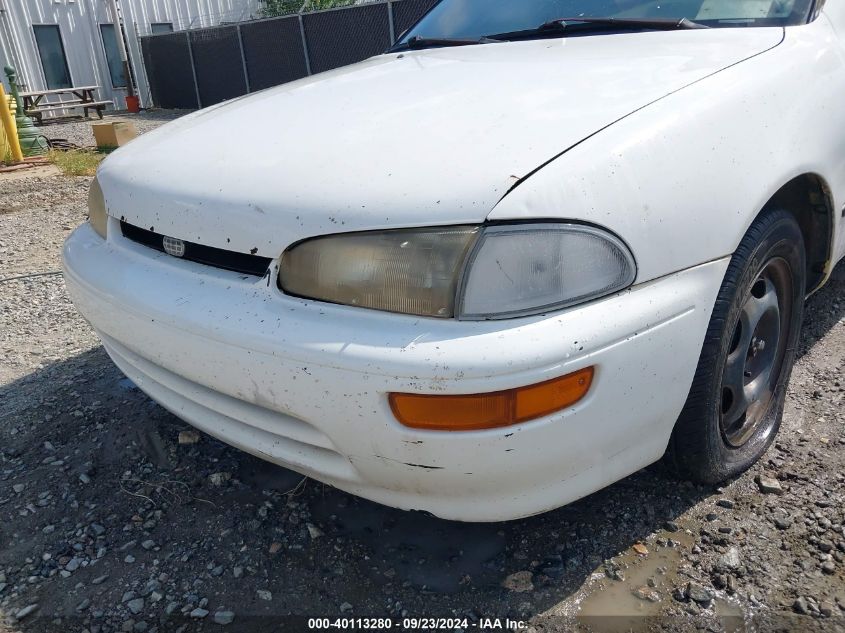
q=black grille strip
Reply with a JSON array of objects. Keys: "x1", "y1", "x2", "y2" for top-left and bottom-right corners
[{"x1": 120, "y1": 221, "x2": 272, "y2": 277}]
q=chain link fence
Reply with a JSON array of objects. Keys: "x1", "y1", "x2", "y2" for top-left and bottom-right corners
[{"x1": 140, "y1": 0, "x2": 438, "y2": 110}]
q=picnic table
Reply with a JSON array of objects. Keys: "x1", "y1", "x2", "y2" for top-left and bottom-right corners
[{"x1": 20, "y1": 85, "x2": 112, "y2": 123}]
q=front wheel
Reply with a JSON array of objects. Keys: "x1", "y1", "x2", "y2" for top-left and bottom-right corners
[{"x1": 667, "y1": 208, "x2": 806, "y2": 483}]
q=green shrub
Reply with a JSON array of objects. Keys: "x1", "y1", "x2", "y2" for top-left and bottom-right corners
[{"x1": 259, "y1": 0, "x2": 359, "y2": 17}]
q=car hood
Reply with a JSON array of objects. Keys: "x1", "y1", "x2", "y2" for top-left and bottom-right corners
[{"x1": 100, "y1": 28, "x2": 783, "y2": 257}]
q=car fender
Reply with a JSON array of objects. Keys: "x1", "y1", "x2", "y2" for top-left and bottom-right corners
[{"x1": 489, "y1": 17, "x2": 845, "y2": 286}]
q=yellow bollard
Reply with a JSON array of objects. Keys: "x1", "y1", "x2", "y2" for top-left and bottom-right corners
[
  {"x1": 0, "y1": 83, "x2": 24, "y2": 163},
  {"x1": 0, "y1": 94, "x2": 8, "y2": 162}
]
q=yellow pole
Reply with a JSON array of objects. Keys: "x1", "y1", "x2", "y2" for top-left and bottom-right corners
[{"x1": 0, "y1": 83, "x2": 24, "y2": 163}]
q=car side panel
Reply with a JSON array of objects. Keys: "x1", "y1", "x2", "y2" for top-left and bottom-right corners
[{"x1": 823, "y1": 2, "x2": 845, "y2": 261}]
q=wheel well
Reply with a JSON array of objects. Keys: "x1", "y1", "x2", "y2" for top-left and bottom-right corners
[{"x1": 761, "y1": 174, "x2": 833, "y2": 293}]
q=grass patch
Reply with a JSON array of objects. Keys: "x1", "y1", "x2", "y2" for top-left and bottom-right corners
[{"x1": 47, "y1": 149, "x2": 104, "y2": 176}]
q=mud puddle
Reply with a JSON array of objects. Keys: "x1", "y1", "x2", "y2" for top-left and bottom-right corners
[
  {"x1": 575, "y1": 528, "x2": 747, "y2": 632},
  {"x1": 577, "y1": 530, "x2": 691, "y2": 632}
]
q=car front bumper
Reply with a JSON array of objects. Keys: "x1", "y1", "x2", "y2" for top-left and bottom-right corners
[{"x1": 63, "y1": 220, "x2": 729, "y2": 521}]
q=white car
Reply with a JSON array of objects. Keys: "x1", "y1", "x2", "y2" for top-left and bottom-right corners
[{"x1": 64, "y1": 0, "x2": 845, "y2": 521}]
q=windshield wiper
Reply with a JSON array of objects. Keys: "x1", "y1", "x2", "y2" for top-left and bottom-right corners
[
  {"x1": 489, "y1": 16, "x2": 707, "y2": 41},
  {"x1": 545, "y1": 16, "x2": 707, "y2": 30},
  {"x1": 392, "y1": 35, "x2": 501, "y2": 52},
  {"x1": 393, "y1": 17, "x2": 706, "y2": 52}
]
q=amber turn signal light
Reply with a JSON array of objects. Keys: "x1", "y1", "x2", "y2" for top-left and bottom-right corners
[{"x1": 389, "y1": 366, "x2": 594, "y2": 431}]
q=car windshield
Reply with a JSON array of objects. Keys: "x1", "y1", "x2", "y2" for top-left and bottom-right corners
[{"x1": 398, "y1": 0, "x2": 813, "y2": 44}]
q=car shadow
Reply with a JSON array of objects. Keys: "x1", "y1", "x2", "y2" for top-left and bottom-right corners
[{"x1": 0, "y1": 259, "x2": 842, "y2": 629}]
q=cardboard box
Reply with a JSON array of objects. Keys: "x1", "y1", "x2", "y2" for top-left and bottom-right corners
[{"x1": 91, "y1": 121, "x2": 138, "y2": 149}]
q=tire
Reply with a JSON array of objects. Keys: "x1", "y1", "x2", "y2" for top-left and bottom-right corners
[{"x1": 666, "y1": 208, "x2": 806, "y2": 483}]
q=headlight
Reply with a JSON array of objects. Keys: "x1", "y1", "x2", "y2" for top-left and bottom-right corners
[
  {"x1": 458, "y1": 224, "x2": 636, "y2": 319},
  {"x1": 279, "y1": 223, "x2": 636, "y2": 320},
  {"x1": 280, "y1": 226, "x2": 479, "y2": 318},
  {"x1": 88, "y1": 176, "x2": 107, "y2": 239}
]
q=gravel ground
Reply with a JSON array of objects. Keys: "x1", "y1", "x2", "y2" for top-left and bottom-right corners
[
  {"x1": 35, "y1": 111, "x2": 186, "y2": 149},
  {"x1": 1, "y1": 116, "x2": 844, "y2": 632}
]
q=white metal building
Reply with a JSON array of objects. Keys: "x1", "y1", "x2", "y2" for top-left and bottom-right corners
[{"x1": 0, "y1": 0, "x2": 260, "y2": 113}]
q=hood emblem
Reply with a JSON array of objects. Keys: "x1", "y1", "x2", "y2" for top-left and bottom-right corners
[{"x1": 163, "y1": 236, "x2": 185, "y2": 258}]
